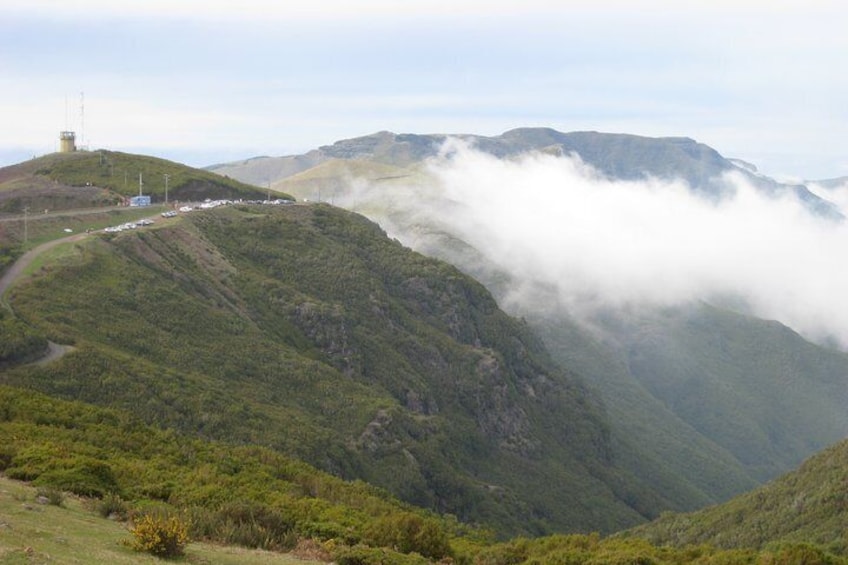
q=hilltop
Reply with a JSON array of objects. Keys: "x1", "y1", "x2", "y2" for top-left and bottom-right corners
[
  {"x1": 0, "y1": 150, "x2": 278, "y2": 217},
  {"x1": 0, "y1": 149, "x2": 289, "y2": 278}
]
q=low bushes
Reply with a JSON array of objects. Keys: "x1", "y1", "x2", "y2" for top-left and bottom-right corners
[{"x1": 127, "y1": 512, "x2": 189, "y2": 558}]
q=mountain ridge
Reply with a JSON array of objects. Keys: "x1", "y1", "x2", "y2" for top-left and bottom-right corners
[{"x1": 210, "y1": 128, "x2": 839, "y2": 217}]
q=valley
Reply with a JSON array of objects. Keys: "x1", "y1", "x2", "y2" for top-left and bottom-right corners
[{"x1": 1, "y1": 137, "x2": 848, "y2": 563}]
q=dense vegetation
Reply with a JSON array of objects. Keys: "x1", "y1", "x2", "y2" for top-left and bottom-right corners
[
  {"x1": 0, "y1": 384, "x2": 462, "y2": 561},
  {"x1": 528, "y1": 301, "x2": 848, "y2": 511},
  {"x1": 265, "y1": 149, "x2": 848, "y2": 517},
  {"x1": 3, "y1": 383, "x2": 847, "y2": 564},
  {"x1": 4, "y1": 149, "x2": 848, "y2": 561},
  {"x1": 0, "y1": 308, "x2": 48, "y2": 365},
  {"x1": 628, "y1": 436, "x2": 848, "y2": 554},
  {"x1": 2, "y1": 203, "x2": 657, "y2": 536}
]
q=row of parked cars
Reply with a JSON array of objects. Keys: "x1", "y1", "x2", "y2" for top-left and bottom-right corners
[
  {"x1": 103, "y1": 218, "x2": 155, "y2": 233},
  {"x1": 104, "y1": 198, "x2": 296, "y2": 234}
]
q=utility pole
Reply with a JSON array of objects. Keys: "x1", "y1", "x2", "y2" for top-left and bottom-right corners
[{"x1": 164, "y1": 173, "x2": 170, "y2": 204}]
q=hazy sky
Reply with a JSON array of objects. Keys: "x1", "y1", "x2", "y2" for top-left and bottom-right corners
[{"x1": 2, "y1": 0, "x2": 846, "y2": 179}]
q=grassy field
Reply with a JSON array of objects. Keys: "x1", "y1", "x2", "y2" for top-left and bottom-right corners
[{"x1": 0, "y1": 475, "x2": 320, "y2": 564}]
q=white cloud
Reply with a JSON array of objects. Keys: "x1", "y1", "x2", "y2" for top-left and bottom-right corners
[{"x1": 344, "y1": 141, "x2": 848, "y2": 347}]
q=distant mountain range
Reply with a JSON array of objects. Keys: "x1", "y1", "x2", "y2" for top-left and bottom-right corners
[{"x1": 210, "y1": 128, "x2": 841, "y2": 218}]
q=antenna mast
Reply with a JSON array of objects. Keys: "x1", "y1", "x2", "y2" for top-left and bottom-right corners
[{"x1": 79, "y1": 91, "x2": 85, "y2": 149}]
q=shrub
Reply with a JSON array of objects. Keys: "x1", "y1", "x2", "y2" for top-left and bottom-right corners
[
  {"x1": 215, "y1": 500, "x2": 297, "y2": 550},
  {"x1": 187, "y1": 500, "x2": 297, "y2": 551},
  {"x1": 474, "y1": 539, "x2": 530, "y2": 565},
  {"x1": 127, "y1": 513, "x2": 189, "y2": 558},
  {"x1": 0, "y1": 444, "x2": 14, "y2": 471},
  {"x1": 333, "y1": 544, "x2": 431, "y2": 565},
  {"x1": 97, "y1": 492, "x2": 129, "y2": 520},
  {"x1": 364, "y1": 512, "x2": 452, "y2": 560},
  {"x1": 35, "y1": 486, "x2": 65, "y2": 507},
  {"x1": 31, "y1": 457, "x2": 118, "y2": 497},
  {"x1": 759, "y1": 543, "x2": 836, "y2": 565}
]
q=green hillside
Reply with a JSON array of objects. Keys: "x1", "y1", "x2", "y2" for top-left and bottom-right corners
[
  {"x1": 0, "y1": 384, "x2": 462, "y2": 562},
  {"x1": 0, "y1": 150, "x2": 283, "y2": 221},
  {"x1": 263, "y1": 158, "x2": 848, "y2": 516},
  {"x1": 5, "y1": 384, "x2": 847, "y2": 563},
  {"x1": 0, "y1": 474, "x2": 321, "y2": 564},
  {"x1": 0, "y1": 150, "x2": 288, "y2": 275},
  {"x1": 3, "y1": 149, "x2": 848, "y2": 561},
  {"x1": 628, "y1": 436, "x2": 848, "y2": 554},
  {"x1": 528, "y1": 300, "x2": 848, "y2": 498},
  {"x1": 272, "y1": 158, "x2": 415, "y2": 204},
  {"x1": 1, "y1": 203, "x2": 658, "y2": 536}
]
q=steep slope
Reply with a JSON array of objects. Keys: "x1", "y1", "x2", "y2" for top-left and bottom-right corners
[
  {"x1": 396, "y1": 215, "x2": 848, "y2": 509},
  {"x1": 218, "y1": 132, "x2": 848, "y2": 515},
  {"x1": 1, "y1": 203, "x2": 657, "y2": 536},
  {"x1": 529, "y1": 299, "x2": 848, "y2": 492},
  {"x1": 628, "y1": 437, "x2": 848, "y2": 553},
  {"x1": 605, "y1": 303, "x2": 848, "y2": 480}
]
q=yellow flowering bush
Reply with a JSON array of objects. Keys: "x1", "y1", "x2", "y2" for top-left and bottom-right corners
[{"x1": 128, "y1": 513, "x2": 189, "y2": 558}]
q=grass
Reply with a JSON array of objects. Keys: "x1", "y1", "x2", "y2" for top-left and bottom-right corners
[
  {"x1": 0, "y1": 206, "x2": 168, "y2": 250},
  {"x1": 0, "y1": 475, "x2": 322, "y2": 564},
  {"x1": 16, "y1": 240, "x2": 87, "y2": 282}
]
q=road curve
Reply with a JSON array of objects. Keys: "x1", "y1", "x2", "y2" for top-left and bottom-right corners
[
  {"x1": 1, "y1": 213, "x2": 165, "y2": 366},
  {"x1": 0, "y1": 232, "x2": 90, "y2": 305},
  {"x1": 0, "y1": 233, "x2": 91, "y2": 366}
]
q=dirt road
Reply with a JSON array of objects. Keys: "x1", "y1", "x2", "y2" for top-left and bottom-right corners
[
  {"x1": 0, "y1": 233, "x2": 91, "y2": 366},
  {"x1": 0, "y1": 232, "x2": 90, "y2": 306}
]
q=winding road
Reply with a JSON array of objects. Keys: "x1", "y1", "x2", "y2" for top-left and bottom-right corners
[
  {"x1": 0, "y1": 233, "x2": 91, "y2": 366},
  {"x1": 0, "y1": 232, "x2": 90, "y2": 305}
]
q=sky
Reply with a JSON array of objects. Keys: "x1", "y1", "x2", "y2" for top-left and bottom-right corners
[{"x1": 2, "y1": 0, "x2": 846, "y2": 179}]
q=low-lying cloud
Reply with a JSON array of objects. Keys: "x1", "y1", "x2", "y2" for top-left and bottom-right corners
[{"x1": 343, "y1": 140, "x2": 848, "y2": 348}]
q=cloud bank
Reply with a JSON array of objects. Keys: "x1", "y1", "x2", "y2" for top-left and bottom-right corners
[{"x1": 347, "y1": 141, "x2": 848, "y2": 347}]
